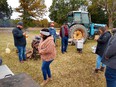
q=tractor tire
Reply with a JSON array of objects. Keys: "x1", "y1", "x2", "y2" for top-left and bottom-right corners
[{"x1": 69, "y1": 24, "x2": 88, "y2": 43}]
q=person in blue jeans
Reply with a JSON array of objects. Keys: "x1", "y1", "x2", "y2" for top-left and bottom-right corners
[
  {"x1": 38, "y1": 29, "x2": 56, "y2": 86},
  {"x1": 16, "y1": 46, "x2": 26, "y2": 62},
  {"x1": 61, "y1": 36, "x2": 68, "y2": 53},
  {"x1": 105, "y1": 67, "x2": 116, "y2": 87},
  {"x1": 0, "y1": 57, "x2": 2, "y2": 65},
  {"x1": 95, "y1": 27, "x2": 111, "y2": 73},
  {"x1": 12, "y1": 21, "x2": 27, "y2": 63},
  {"x1": 42, "y1": 60, "x2": 53, "y2": 81},
  {"x1": 102, "y1": 28, "x2": 116, "y2": 87},
  {"x1": 60, "y1": 23, "x2": 69, "y2": 54},
  {"x1": 96, "y1": 55, "x2": 105, "y2": 70}
]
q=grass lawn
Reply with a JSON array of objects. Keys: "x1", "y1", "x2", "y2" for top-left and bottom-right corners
[{"x1": 0, "y1": 29, "x2": 106, "y2": 87}]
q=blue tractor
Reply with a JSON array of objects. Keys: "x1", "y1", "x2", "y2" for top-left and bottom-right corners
[{"x1": 67, "y1": 11, "x2": 106, "y2": 43}]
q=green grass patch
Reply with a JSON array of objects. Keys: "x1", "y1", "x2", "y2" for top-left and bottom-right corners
[{"x1": 0, "y1": 30, "x2": 106, "y2": 87}]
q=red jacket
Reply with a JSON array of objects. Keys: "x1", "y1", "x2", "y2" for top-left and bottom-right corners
[{"x1": 60, "y1": 25, "x2": 69, "y2": 38}]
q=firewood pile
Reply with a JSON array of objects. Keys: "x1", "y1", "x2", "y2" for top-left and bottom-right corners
[{"x1": 26, "y1": 36, "x2": 41, "y2": 60}]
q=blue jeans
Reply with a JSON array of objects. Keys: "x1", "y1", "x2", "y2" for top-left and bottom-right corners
[
  {"x1": 41, "y1": 60, "x2": 53, "y2": 80},
  {"x1": 16, "y1": 46, "x2": 26, "y2": 61},
  {"x1": 96, "y1": 55, "x2": 105, "y2": 69},
  {"x1": 105, "y1": 66, "x2": 116, "y2": 87},
  {"x1": 61, "y1": 36, "x2": 68, "y2": 53}
]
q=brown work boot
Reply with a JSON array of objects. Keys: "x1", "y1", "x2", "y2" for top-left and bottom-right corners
[
  {"x1": 100, "y1": 67, "x2": 105, "y2": 72},
  {"x1": 94, "y1": 69, "x2": 99, "y2": 73}
]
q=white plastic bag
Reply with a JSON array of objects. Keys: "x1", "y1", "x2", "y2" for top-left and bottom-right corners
[
  {"x1": 5, "y1": 43, "x2": 11, "y2": 54},
  {"x1": 91, "y1": 46, "x2": 96, "y2": 53}
]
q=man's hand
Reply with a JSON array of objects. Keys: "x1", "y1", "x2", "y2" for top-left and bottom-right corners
[
  {"x1": 23, "y1": 32, "x2": 26, "y2": 36},
  {"x1": 23, "y1": 33, "x2": 28, "y2": 38},
  {"x1": 94, "y1": 38, "x2": 98, "y2": 41},
  {"x1": 94, "y1": 35, "x2": 99, "y2": 41}
]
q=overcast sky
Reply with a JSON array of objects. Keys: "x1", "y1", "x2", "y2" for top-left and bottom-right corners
[{"x1": 7, "y1": 0, "x2": 52, "y2": 21}]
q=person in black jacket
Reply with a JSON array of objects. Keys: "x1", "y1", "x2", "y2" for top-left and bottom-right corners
[
  {"x1": 94, "y1": 26, "x2": 111, "y2": 73},
  {"x1": 102, "y1": 28, "x2": 116, "y2": 87},
  {"x1": 12, "y1": 21, "x2": 27, "y2": 63}
]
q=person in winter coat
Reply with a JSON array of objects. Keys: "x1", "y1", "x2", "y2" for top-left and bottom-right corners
[
  {"x1": 48, "y1": 23, "x2": 57, "y2": 43},
  {"x1": 94, "y1": 26, "x2": 111, "y2": 73},
  {"x1": 38, "y1": 28, "x2": 56, "y2": 86},
  {"x1": 102, "y1": 28, "x2": 116, "y2": 87},
  {"x1": 12, "y1": 21, "x2": 27, "y2": 63},
  {"x1": 59, "y1": 23, "x2": 69, "y2": 54}
]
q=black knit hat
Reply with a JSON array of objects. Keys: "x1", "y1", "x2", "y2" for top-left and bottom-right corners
[{"x1": 17, "y1": 21, "x2": 23, "y2": 26}]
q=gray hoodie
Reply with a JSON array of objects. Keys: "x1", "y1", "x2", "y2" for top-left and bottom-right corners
[{"x1": 102, "y1": 29, "x2": 116, "y2": 69}]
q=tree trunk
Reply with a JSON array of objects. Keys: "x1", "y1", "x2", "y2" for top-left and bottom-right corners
[{"x1": 108, "y1": 15, "x2": 113, "y2": 29}]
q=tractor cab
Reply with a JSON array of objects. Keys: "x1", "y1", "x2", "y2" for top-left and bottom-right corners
[
  {"x1": 67, "y1": 11, "x2": 90, "y2": 28},
  {"x1": 67, "y1": 11, "x2": 106, "y2": 44}
]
